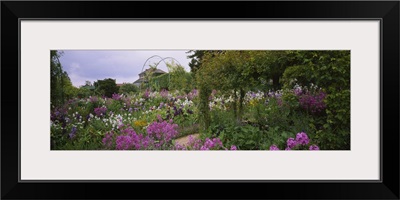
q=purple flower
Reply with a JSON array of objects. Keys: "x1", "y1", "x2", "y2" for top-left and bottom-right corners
[
  {"x1": 89, "y1": 96, "x2": 98, "y2": 103},
  {"x1": 115, "y1": 128, "x2": 145, "y2": 150},
  {"x1": 296, "y1": 132, "x2": 310, "y2": 145},
  {"x1": 298, "y1": 90, "x2": 326, "y2": 114},
  {"x1": 94, "y1": 107, "x2": 107, "y2": 117},
  {"x1": 309, "y1": 145, "x2": 320, "y2": 150},
  {"x1": 160, "y1": 89, "x2": 169, "y2": 98},
  {"x1": 187, "y1": 135, "x2": 202, "y2": 150},
  {"x1": 200, "y1": 146, "x2": 209, "y2": 150},
  {"x1": 112, "y1": 93, "x2": 121, "y2": 100},
  {"x1": 146, "y1": 119, "x2": 179, "y2": 145},
  {"x1": 294, "y1": 87, "x2": 303, "y2": 96},
  {"x1": 230, "y1": 145, "x2": 237, "y2": 150},
  {"x1": 115, "y1": 135, "x2": 134, "y2": 150},
  {"x1": 286, "y1": 137, "x2": 297, "y2": 148},
  {"x1": 285, "y1": 147, "x2": 291, "y2": 150},
  {"x1": 69, "y1": 126, "x2": 77, "y2": 139},
  {"x1": 175, "y1": 143, "x2": 187, "y2": 150},
  {"x1": 269, "y1": 145, "x2": 280, "y2": 150},
  {"x1": 102, "y1": 131, "x2": 114, "y2": 148},
  {"x1": 143, "y1": 89, "x2": 150, "y2": 99},
  {"x1": 187, "y1": 89, "x2": 198, "y2": 100}
]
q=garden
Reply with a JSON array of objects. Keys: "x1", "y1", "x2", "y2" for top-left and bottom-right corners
[{"x1": 50, "y1": 50, "x2": 350, "y2": 150}]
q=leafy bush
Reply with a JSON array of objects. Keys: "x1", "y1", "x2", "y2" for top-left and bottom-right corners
[
  {"x1": 94, "y1": 78, "x2": 119, "y2": 98},
  {"x1": 119, "y1": 83, "x2": 138, "y2": 95}
]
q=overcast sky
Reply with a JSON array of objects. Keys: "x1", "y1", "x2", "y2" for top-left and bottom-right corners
[{"x1": 58, "y1": 50, "x2": 193, "y2": 87}]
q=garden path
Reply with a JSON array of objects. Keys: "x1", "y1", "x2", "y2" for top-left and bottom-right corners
[{"x1": 175, "y1": 133, "x2": 200, "y2": 146}]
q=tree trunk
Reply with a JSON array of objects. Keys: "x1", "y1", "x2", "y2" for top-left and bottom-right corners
[
  {"x1": 272, "y1": 75, "x2": 280, "y2": 90},
  {"x1": 199, "y1": 86, "x2": 211, "y2": 132},
  {"x1": 238, "y1": 88, "x2": 245, "y2": 122}
]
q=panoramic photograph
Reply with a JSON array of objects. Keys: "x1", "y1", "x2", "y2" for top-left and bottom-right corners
[{"x1": 50, "y1": 50, "x2": 350, "y2": 150}]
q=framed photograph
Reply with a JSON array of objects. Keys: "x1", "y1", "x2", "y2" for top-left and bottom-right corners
[{"x1": 2, "y1": 1, "x2": 399, "y2": 199}]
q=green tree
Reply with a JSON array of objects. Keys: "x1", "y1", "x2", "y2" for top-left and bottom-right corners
[
  {"x1": 51, "y1": 50, "x2": 77, "y2": 107},
  {"x1": 150, "y1": 73, "x2": 169, "y2": 91},
  {"x1": 51, "y1": 50, "x2": 64, "y2": 107},
  {"x1": 197, "y1": 51, "x2": 266, "y2": 128},
  {"x1": 84, "y1": 81, "x2": 92, "y2": 87},
  {"x1": 280, "y1": 50, "x2": 351, "y2": 149},
  {"x1": 187, "y1": 50, "x2": 225, "y2": 75},
  {"x1": 94, "y1": 78, "x2": 119, "y2": 97},
  {"x1": 62, "y1": 72, "x2": 78, "y2": 100},
  {"x1": 119, "y1": 83, "x2": 138, "y2": 95},
  {"x1": 166, "y1": 61, "x2": 193, "y2": 93}
]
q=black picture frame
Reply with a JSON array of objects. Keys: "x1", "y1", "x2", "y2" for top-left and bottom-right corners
[{"x1": 2, "y1": 1, "x2": 399, "y2": 199}]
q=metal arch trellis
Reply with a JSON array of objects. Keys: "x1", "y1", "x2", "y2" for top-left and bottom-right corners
[{"x1": 139, "y1": 55, "x2": 183, "y2": 92}]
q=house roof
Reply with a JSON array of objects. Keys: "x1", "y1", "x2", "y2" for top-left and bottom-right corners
[
  {"x1": 133, "y1": 78, "x2": 146, "y2": 84},
  {"x1": 139, "y1": 68, "x2": 167, "y2": 75}
]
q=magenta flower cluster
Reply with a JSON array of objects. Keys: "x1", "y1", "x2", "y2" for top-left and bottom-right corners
[
  {"x1": 112, "y1": 93, "x2": 122, "y2": 100},
  {"x1": 146, "y1": 117, "x2": 179, "y2": 147},
  {"x1": 101, "y1": 115, "x2": 180, "y2": 150},
  {"x1": 160, "y1": 89, "x2": 169, "y2": 99},
  {"x1": 143, "y1": 89, "x2": 150, "y2": 99},
  {"x1": 286, "y1": 138, "x2": 297, "y2": 148},
  {"x1": 201, "y1": 138, "x2": 224, "y2": 150},
  {"x1": 187, "y1": 89, "x2": 198, "y2": 100},
  {"x1": 269, "y1": 131, "x2": 319, "y2": 150},
  {"x1": 102, "y1": 131, "x2": 114, "y2": 148},
  {"x1": 295, "y1": 132, "x2": 310, "y2": 145},
  {"x1": 269, "y1": 145, "x2": 280, "y2": 150},
  {"x1": 115, "y1": 128, "x2": 152, "y2": 150},
  {"x1": 89, "y1": 96, "x2": 98, "y2": 103},
  {"x1": 298, "y1": 91, "x2": 327, "y2": 114},
  {"x1": 94, "y1": 107, "x2": 107, "y2": 117}
]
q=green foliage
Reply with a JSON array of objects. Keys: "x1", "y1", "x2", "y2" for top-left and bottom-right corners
[
  {"x1": 198, "y1": 86, "x2": 211, "y2": 132},
  {"x1": 119, "y1": 83, "x2": 138, "y2": 95},
  {"x1": 51, "y1": 50, "x2": 64, "y2": 107},
  {"x1": 187, "y1": 50, "x2": 224, "y2": 75},
  {"x1": 280, "y1": 50, "x2": 351, "y2": 149},
  {"x1": 219, "y1": 124, "x2": 266, "y2": 150},
  {"x1": 62, "y1": 74, "x2": 79, "y2": 99},
  {"x1": 167, "y1": 62, "x2": 194, "y2": 93},
  {"x1": 50, "y1": 50, "x2": 78, "y2": 107},
  {"x1": 94, "y1": 78, "x2": 119, "y2": 97},
  {"x1": 150, "y1": 73, "x2": 169, "y2": 91},
  {"x1": 77, "y1": 87, "x2": 95, "y2": 98}
]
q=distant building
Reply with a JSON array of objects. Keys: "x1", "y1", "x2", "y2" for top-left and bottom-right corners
[{"x1": 133, "y1": 68, "x2": 167, "y2": 87}]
